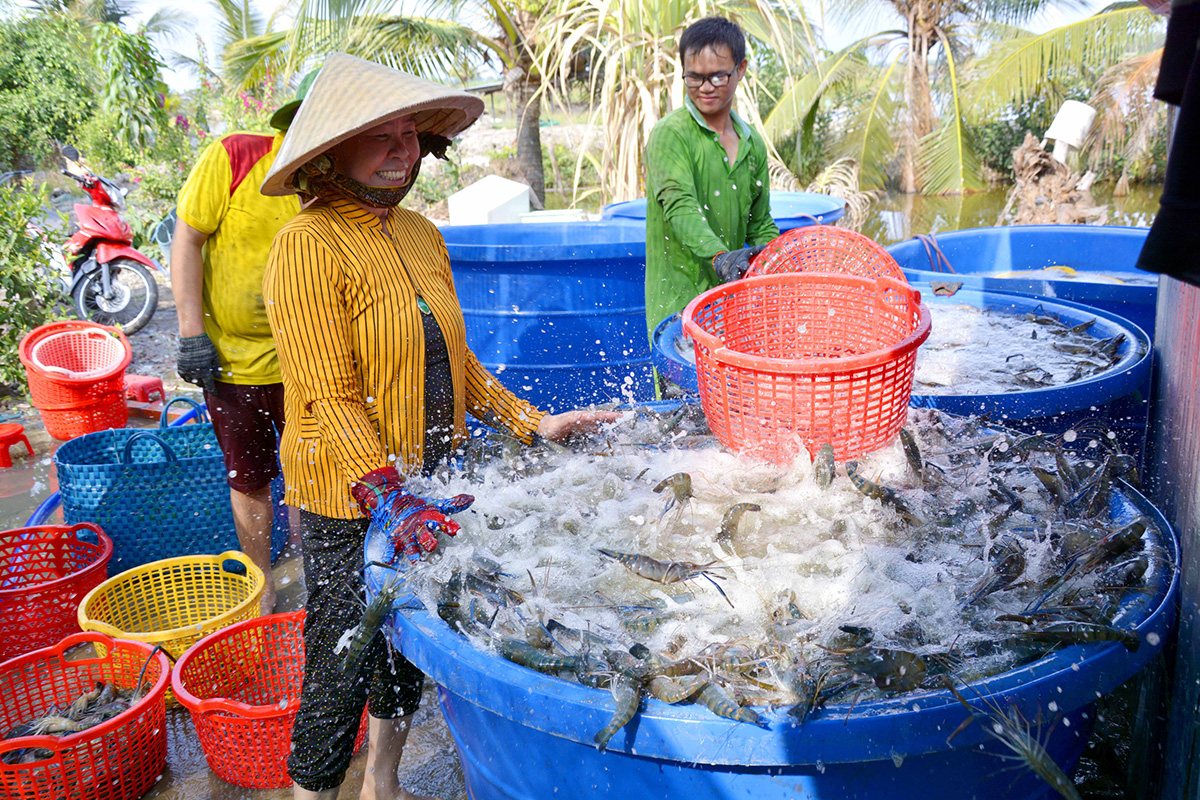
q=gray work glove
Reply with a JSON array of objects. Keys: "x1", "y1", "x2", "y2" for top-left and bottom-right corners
[
  {"x1": 177, "y1": 334, "x2": 220, "y2": 394},
  {"x1": 712, "y1": 244, "x2": 768, "y2": 283}
]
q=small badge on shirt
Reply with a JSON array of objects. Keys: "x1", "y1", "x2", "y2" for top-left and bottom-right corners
[{"x1": 416, "y1": 296, "x2": 432, "y2": 315}]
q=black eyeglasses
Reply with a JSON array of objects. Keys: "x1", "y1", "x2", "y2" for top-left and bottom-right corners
[{"x1": 683, "y1": 70, "x2": 737, "y2": 89}]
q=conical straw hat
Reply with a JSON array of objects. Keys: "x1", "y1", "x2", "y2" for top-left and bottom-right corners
[{"x1": 261, "y1": 53, "x2": 483, "y2": 196}]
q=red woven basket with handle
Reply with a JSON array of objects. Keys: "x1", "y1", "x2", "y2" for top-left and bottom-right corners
[
  {"x1": 683, "y1": 272, "x2": 931, "y2": 464},
  {"x1": 748, "y1": 224, "x2": 908, "y2": 282},
  {"x1": 18, "y1": 321, "x2": 131, "y2": 440},
  {"x1": 0, "y1": 523, "x2": 112, "y2": 664},
  {"x1": 171, "y1": 610, "x2": 367, "y2": 789},
  {"x1": 0, "y1": 632, "x2": 170, "y2": 800}
]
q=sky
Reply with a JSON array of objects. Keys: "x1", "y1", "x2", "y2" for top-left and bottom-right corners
[{"x1": 133, "y1": 0, "x2": 1119, "y2": 93}]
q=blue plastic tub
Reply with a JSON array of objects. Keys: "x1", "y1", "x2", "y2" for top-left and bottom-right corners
[
  {"x1": 368, "y1": 487, "x2": 1177, "y2": 799},
  {"x1": 442, "y1": 222, "x2": 655, "y2": 413},
  {"x1": 654, "y1": 289, "x2": 1152, "y2": 453},
  {"x1": 886, "y1": 226, "x2": 1157, "y2": 338},
  {"x1": 602, "y1": 190, "x2": 847, "y2": 232}
]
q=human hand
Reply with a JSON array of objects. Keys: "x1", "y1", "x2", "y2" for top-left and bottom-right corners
[
  {"x1": 712, "y1": 244, "x2": 768, "y2": 283},
  {"x1": 536, "y1": 410, "x2": 621, "y2": 442},
  {"x1": 355, "y1": 467, "x2": 474, "y2": 563},
  {"x1": 177, "y1": 334, "x2": 220, "y2": 394}
]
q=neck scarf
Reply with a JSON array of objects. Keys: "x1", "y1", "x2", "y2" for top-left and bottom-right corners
[
  {"x1": 294, "y1": 154, "x2": 421, "y2": 208},
  {"x1": 293, "y1": 132, "x2": 454, "y2": 206}
]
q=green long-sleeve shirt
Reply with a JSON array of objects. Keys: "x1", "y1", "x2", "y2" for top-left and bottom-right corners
[{"x1": 644, "y1": 97, "x2": 779, "y2": 338}]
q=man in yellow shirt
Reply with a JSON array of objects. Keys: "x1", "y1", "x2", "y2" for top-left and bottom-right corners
[{"x1": 171, "y1": 73, "x2": 314, "y2": 613}]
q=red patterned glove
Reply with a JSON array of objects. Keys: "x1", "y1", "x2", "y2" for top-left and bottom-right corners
[{"x1": 356, "y1": 467, "x2": 474, "y2": 563}]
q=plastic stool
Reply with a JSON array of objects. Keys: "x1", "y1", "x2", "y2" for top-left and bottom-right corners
[
  {"x1": 124, "y1": 374, "x2": 165, "y2": 403},
  {"x1": 0, "y1": 423, "x2": 33, "y2": 468}
]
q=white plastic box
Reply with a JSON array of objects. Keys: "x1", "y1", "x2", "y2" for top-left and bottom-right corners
[{"x1": 448, "y1": 175, "x2": 531, "y2": 225}]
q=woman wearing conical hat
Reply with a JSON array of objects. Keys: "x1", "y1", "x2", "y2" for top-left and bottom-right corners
[{"x1": 262, "y1": 54, "x2": 616, "y2": 800}]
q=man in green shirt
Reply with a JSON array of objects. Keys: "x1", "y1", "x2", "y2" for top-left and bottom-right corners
[{"x1": 644, "y1": 16, "x2": 779, "y2": 339}]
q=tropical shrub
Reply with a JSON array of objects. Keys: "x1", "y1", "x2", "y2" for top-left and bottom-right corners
[
  {"x1": 0, "y1": 14, "x2": 97, "y2": 169},
  {"x1": 91, "y1": 22, "x2": 168, "y2": 151},
  {"x1": 0, "y1": 185, "x2": 66, "y2": 390}
]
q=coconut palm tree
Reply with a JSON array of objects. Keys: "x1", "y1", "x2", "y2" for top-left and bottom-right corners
[
  {"x1": 535, "y1": 0, "x2": 820, "y2": 203},
  {"x1": 470, "y1": 0, "x2": 554, "y2": 205},
  {"x1": 765, "y1": 0, "x2": 1165, "y2": 194}
]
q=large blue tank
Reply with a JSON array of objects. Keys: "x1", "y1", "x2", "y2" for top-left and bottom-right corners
[
  {"x1": 602, "y1": 190, "x2": 847, "y2": 232},
  {"x1": 654, "y1": 289, "x2": 1152, "y2": 454},
  {"x1": 368, "y1": 488, "x2": 1177, "y2": 800},
  {"x1": 886, "y1": 226, "x2": 1157, "y2": 338},
  {"x1": 441, "y1": 222, "x2": 655, "y2": 413}
]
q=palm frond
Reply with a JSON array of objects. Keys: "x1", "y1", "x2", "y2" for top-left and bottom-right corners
[
  {"x1": 761, "y1": 41, "x2": 869, "y2": 142},
  {"x1": 169, "y1": 50, "x2": 225, "y2": 87},
  {"x1": 210, "y1": 0, "x2": 267, "y2": 51},
  {"x1": 769, "y1": 157, "x2": 802, "y2": 191},
  {"x1": 919, "y1": 30, "x2": 983, "y2": 195},
  {"x1": 342, "y1": 15, "x2": 485, "y2": 79},
  {"x1": 919, "y1": 115, "x2": 985, "y2": 194},
  {"x1": 970, "y1": 0, "x2": 1087, "y2": 26},
  {"x1": 140, "y1": 7, "x2": 192, "y2": 41},
  {"x1": 224, "y1": 29, "x2": 290, "y2": 90},
  {"x1": 966, "y1": 6, "x2": 1165, "y2": 120},
  {"x1": 277, "y1": 0, "x2": 394, "y2": 78},
  {"x1": 805, "y1": 156, "x2": 878, "y2": 228},
  {"x1": 837, "y1": 47, "x2": 902, "y2": 190},
  {"x1": 1085, "y1": 47, "x2": 1165, "y2": 180}
]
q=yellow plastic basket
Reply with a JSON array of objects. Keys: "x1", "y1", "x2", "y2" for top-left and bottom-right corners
[{"x1": 77, "y1": 550, "x2": 264, "y2": 662}]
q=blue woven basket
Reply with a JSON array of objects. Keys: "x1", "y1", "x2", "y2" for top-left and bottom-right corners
[{"x1": 53, "y1": 398, "x2": 287, "y2": 573}]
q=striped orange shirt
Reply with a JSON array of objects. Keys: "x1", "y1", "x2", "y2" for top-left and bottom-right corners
[{"x1": 263, "y1": 196, "x2": 546, "y2": 519}]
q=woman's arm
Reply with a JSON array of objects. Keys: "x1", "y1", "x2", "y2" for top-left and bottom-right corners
[{"x1": 462, "y1": 349, "x2": 546, "y2": 443}]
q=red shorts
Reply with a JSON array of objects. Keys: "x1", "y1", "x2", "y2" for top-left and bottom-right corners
[{"x1": 204, "y1": 382, "x2": 286, "y2": 494}]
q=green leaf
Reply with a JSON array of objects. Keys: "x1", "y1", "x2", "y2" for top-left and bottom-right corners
[
  {"x1": 762, "y1": 41, "x2": 869, "y2": 142},
  {"x1": 966, "y1": 6, "x2": 1165, "y2": 120}
]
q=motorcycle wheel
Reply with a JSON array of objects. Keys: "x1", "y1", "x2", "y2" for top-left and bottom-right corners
[{"x1": 72, "y1": 258, "x2": 159, "y2": 333}]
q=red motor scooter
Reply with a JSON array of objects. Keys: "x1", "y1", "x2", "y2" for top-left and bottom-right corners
[{"x1": 59, "y1": 145, "x2": 161, "y2": 333}]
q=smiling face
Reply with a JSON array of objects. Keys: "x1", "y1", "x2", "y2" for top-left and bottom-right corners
[
  {"x1": 327, "y1": 114, "x2": 421, "y2": 189},
  {"x1": 682, "y1": 44, "x2": 747, "y2": 121}
]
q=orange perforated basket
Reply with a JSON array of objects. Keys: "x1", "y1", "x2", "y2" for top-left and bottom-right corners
[
  {"x1": 18, "y1": 321, "x2": 131, "y2": 440},
  {"x1": 748, "y1": 225, "x2": 908, "y2": 282},
  {"x1": 0, "y1": 523, "x2": 112, "y2": 664},
  {"x1": 0, "y1": 632, "x2": 170, "y2": 800},
  {"x1": 172, "y1": 610, "x2": 367, "y2": 789},
  {"x1": 682, "y1": 273, "x2": 931, "y2": 464}
]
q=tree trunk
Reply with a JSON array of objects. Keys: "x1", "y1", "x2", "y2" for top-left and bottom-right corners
[
  {"x1": 515, "y1": 75, "x2": 546, "y2": 208},
  {"x1": 901, "y1": 7, "x2": 937, "y2": 194}
]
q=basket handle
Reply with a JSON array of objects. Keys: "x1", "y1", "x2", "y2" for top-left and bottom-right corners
[
  {"x1": 159, "y1": 396, "x2": 208, "y2": 428},
  {"x1": 67, "y1": 521, "x2": 106, "y2": 545},
  {"x1": 0, "y1": 733, "x2": 63, "y2": 763},
  {"x1": 192, "y1": 694, "x2": 293, "y2": 718},
  {"x1": 121, "y1": 432, "x2": 178, "y2": 464}
]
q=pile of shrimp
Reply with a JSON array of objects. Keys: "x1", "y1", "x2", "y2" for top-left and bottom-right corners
[{"x1": 385, "y1": 406, "x2": 1163, "y2": 776}]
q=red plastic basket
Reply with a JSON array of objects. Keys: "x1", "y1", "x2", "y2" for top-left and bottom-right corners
[
  {"x1": 0, "y1": 524, "x2": 112, "y2": 664},
  {"x1": 0, "y1": 632, "x2": 170, "y2": 800},
  {"x1": 683, "y1": 273, "x2": 931, "y2": 464},
  {"x1": 748, "y1": 225, "x2": 908, "y2": 282},
  {"x1": 18, "y1": 321, "x2": 131, "y2": 441},
  {"x1": 171, "y1": 610, "x2": 367, "y2": 789}
]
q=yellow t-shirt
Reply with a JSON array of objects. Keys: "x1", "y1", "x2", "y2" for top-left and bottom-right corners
[{"x1": 176, "y1": 132, "x2": 300, "y2": 384}]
